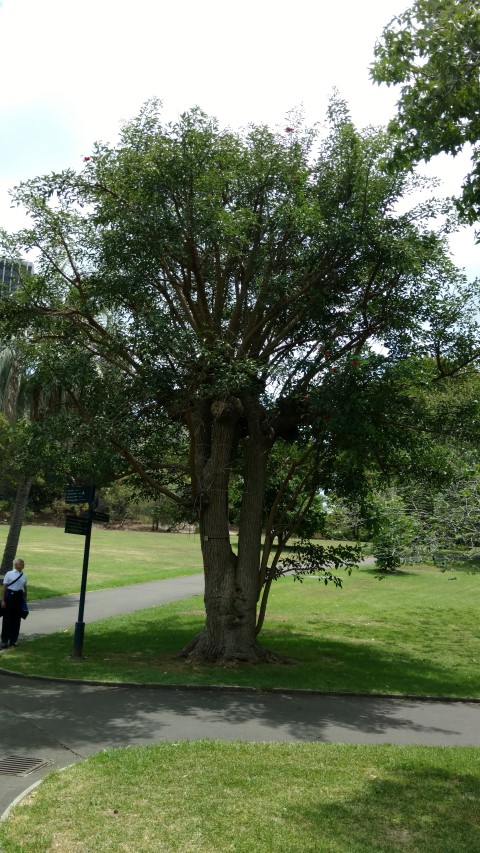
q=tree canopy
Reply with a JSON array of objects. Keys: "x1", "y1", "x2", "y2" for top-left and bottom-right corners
[
  {"x1": 1, "y1": 98, "x2": 477, "y2": 662},
  {"x1": 371, "y1": 0, "x2": 480, "y2": 227}
]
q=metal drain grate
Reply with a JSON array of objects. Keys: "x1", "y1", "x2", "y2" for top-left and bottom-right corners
[{"x1": 0, "y1": 755, "x2": 52, "y2": 776}]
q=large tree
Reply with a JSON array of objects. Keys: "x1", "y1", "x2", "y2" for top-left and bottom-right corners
[
  {"x1": 1, "y1": 99, "x2": 476, "y2": 662},
  {"x1": 371, "y1": 0, "x2": 480, "y2": 228}
]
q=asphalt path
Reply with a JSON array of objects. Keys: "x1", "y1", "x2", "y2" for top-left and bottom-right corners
[
  {"x1": 18, "y1": 572, "x2": 206, "y2": 640},
  {"x1": 1, "y1": 573, "x2": 480, "y2": 820}
]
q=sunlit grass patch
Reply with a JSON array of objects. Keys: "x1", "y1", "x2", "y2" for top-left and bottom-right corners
[
  {"x1": 2, "y1": 742, "x2": 480, "y2": 853},
  {"x1": 0, "y1": 525, "x2": 204, "y2": 599}
]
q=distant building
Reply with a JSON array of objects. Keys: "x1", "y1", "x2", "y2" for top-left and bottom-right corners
[{"x1": 0, "y1": 258, "x2": 33, "y2": 295}]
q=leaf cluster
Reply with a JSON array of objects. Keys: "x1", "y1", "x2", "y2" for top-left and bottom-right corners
[
  {"x1": 278, "y1": 538, "x2": 362, "y2": 586},
  {"x1": 372, "y1": 0, "x2": 480, "y2": 226}
]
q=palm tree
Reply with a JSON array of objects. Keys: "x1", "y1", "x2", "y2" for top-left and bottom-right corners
[
  {"x1": 0, "y1": 339, "x2": 72, "y2": 574},
  {"x1": 0, "y1": 344, "x2": 33, "y2": 574}
]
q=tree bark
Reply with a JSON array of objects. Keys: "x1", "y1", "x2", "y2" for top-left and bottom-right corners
[
  {"x1": 1, "y1": 475, "x2": 32, "y2": 575},
  {"x1": 232, "y1": 399, "x2": 273, "y2": 656},
  {"x1": 182, "y1": 396, "x2": 272, "y2": 663}
]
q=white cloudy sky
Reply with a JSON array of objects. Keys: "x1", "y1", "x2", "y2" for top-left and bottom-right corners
[{"x1": 0, "y1": 0, "x2": 478, "y2": 277}]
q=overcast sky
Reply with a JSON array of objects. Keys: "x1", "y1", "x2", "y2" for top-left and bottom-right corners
[{"x1": 1, "y1": 0, "x2": 478, "y2": 277}]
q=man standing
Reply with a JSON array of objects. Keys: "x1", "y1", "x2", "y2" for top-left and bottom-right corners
[{"x1": 1, "y1": 558, "x2": 27, "y2": 648}]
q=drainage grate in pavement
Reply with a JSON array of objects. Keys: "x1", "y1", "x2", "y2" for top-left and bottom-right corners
[{"x1": 0, "y1": 755, "x2": 52, "y2": 776}]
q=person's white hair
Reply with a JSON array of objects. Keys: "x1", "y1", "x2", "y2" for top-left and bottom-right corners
[{"x1": 13, "y1": 557, "x2": 25, "y2": 568}]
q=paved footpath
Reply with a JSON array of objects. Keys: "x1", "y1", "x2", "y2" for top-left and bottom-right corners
[
  {"x1": 1, "y1": 574, "x2": 480, "y2": 819},
  {"x1": 17, "y1": 572, "x2": 206, "y2": 640}
]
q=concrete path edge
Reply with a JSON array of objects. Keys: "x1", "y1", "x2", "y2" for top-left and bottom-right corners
[
  {"x1": 0, "y1": 664, "x2": 479, "y2": 704},
  {"x1": 1, "y1": 778, "x2": 44, "y2": 822}
]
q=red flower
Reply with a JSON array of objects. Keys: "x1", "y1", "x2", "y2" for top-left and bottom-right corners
[
  {"x1": 331, "y1": 367, "x2": 338, "y2": 373},
  {"x1": 285, "y1": 127, "x2": 294, "y2": 133},
  {"x1": 83, "y1": 156, "x2": 91, "y2": 162},
  {"x1": 324, "y1": 350, "x2": 331, "y2": 358}
]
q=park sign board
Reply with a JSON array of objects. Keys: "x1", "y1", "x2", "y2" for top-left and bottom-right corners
[
  {"x1": 63, "y1": 483, "x2": 110, "y2": 657},
  {"x1": 64, "y1": 508, "x2": 110, "y2": 536},
  {"x1": 65, "y1": 485, "x2": 95, "y2": 505},
  {"x1": 64, "y1": 515, "x2": 89, "y2": 536},
  {"x1": 63, "y1": 482, "x2": 99, "y2": 658},
  {"x1": 92, "y1": 510, "x2": 110, "y2": 523}
]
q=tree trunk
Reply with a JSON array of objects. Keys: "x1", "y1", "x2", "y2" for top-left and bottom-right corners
[
  {"x1": 1, "y1": 474, "x2": 32, "y2": 575},
  {"x1": 182, "y1": 396, "x2": 272, "y2": 664}
]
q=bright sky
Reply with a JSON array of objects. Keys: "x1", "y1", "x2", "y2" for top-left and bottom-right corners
[{"x1": 0, "y1": 0, "x2": 478, "y2": 277}]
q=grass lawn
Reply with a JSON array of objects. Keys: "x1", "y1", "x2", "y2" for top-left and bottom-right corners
[
  {"x1": 0, "y1": 524, "x2": 204, "y2": 599},
  {"x1": 3, "y1": 564, "x2": 480, "y2": 697},
  {"x1": 2, "y1": 741, "x2": 480, "y2": 853}
]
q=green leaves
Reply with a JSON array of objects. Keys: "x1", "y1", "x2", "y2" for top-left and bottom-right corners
[
  {"x1": 1, "y1": 97, "x2": 477, "y2": 536},
  {"x1": 372, "y1": 0, "x2": 480, "y2": 227},
  {"x1": 371, "y1": 492, "x2": 418, "y2": 573},
  {"x1": 278, "y1": 538, "x2": 362, "y2": 586}
]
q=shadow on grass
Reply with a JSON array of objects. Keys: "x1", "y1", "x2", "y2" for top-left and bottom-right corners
[
  {"x1": 292, "y1": 763, "x2": 480, "y2": 853},
  {"x1": 362, "y1": 567, "x2": 419, "y2": 578},
  {"x1": 0, "y1": 658, "x2": 473, "y2": 760},
  {"x1": 28, "y1": 587, "x2": 80, "y2": 606},
  {"x1": 436, "y1": 562, "x2": 480, "y2": 575},
  {"x1": 7, "y1": 605, "x2": 480, "y2": 698},
  {"x1": 424, "y1": 552, "x2": 480, "y2": 574}
]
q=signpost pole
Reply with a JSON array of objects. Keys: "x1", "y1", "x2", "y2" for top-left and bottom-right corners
[
  {"x1": 64, "y1": 484, "x2": 108, "y2": 659},
  {"x1": 71, "y1": 492, "x2": 95, "y2": 659}
]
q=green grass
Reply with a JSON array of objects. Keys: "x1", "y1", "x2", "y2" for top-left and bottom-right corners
[
  {"x1": 2, "y1": 741, "x2": 480, "y2": 852},
  {"x1": 0, "y1": 524, "x2": 358, "y2": 600},
  {"x1": 3, "y1": 564, "x2": 480, "y2": 697},
  {"x1": 0, "y1": 524, "x2": 356, "y2": 600},
  {"x1": 0, "y1": 524, "x2": 204, "y2": 598}
]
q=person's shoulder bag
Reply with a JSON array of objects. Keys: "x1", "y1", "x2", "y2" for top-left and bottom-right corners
[{"x1": 1, "y1": 572, "x2": 28, "y2": 619}]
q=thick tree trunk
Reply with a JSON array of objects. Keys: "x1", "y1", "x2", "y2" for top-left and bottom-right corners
[
  {"x1": 1, "y1": 475, "x2": 32, "y2": 575},
  {"x1": 182, "y1": 396, "x2": 272, "y2": 664}
]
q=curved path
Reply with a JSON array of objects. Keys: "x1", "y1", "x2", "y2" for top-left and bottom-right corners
[
  {"x1": 1, "y1": 574, "x2": 480, "y2": 819},
  {"x1": 16, "y1": 572, "x2": 206, "y2": 641}
]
